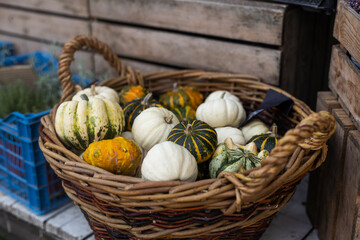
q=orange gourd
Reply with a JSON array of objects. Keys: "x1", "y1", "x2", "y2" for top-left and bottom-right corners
[
  {"x1": 83, "y1": 137, "x2": 142, "y2": 175},
  {"x1": 119, "y1": 85, "x2": 148, "y2": 106}
]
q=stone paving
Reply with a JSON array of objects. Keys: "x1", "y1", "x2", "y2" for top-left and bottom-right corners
[{"x1": 0, "y1": 174, "x2": 318, "y2": 240}]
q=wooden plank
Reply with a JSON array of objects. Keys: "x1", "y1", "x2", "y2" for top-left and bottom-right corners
[
  {"x1": 0, "y1": 0, "x2": 89, "y2": 17},
  {"x1": 307, "y1": 91, "x2": 341, "y2": 228},
  {"x1": 92, "y1": 22, "x2": 281, "y2": 85},
  {"x1": 89, "y1": 0, "x2": 287, "y2": 46},
  {"x1": 334, "y1": 0, "x2": 360, "y2": 64},
  {"x1": 0, "y1": 7, "x2": 90, "y2": 44},
  {"x1": 0, "y1": 65, "x2": 38, "y2": 87},
  {"x1": 94, "y1": 54, "x2": 175, "y2": 79},
  {"x1": 335, "y1": 130, "x2": 360, "y2": 240},
  {"x1": 317, "y1": 109, "x2": 355, "y2": 240},
  {"x1": 329, "y1": 44, "x2": 360, "y2": 125},
  {"x1": 0, "y1": 34, "x2": 94, "y2": 74}
]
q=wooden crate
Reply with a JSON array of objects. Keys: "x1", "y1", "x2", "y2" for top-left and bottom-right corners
[
  {"x1": 330, "y1": 0, "x2": 360, "y2": 129},
  {"x1": 329, "y1": 44, "x2": 360, "y2": 130},
  {"x1": 334, "y1": 0, "x2": 360, "y2": 65},
  {"x1": 0, "y1": 0, "x2": 333, "y2": 106},
  {"x1": 335, "y1": 130, "x2": 360, "y2": 240},
  {"x1": 307, "y1": 93, "x2": 355, "y2": 233}
]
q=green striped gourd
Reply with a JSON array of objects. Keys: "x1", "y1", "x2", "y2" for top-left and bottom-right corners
[
  {"x1": 55, "y1": 94, "x2": 124, "y2": 150},
  {"x1": 247, "y1": 124, "x2": 278, "y2": 153},
  {"x1": 171, "y1": 105, "x2": 196, "y2": 122},
  {"x1": 167, "y1": 120, "x2": 217, "y2": 163},
  {"x1": 159, "y1": 83, "x2": 203, "y2": 110},
  {"x1": 123, "y1": 93, "x2": 163, "y2": 131}
]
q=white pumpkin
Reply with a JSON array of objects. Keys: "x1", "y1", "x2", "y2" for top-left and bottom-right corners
[
  {"x1": 196, "y1": 99, "x2": 246, "y2": 128},
  {"x1": 241, "y1": 118, "x2": 269, "y2": 142},
  {"x1": 141, "y1": 141, "x2": 198, "y2": 181},
  {"x1": 132, "y1": 107, "x2": 180, "y2": 150},
  {"x1": 215, "y1": 127, "x2": 246, "y2": 145},
  {"x1": 205, "y1": 90, "x2": 240, "y2": 103},
  {"x1": 55, "y1": 95, "x2": 124, "y2": 150},
  {"x1": 72, "y1": 85, "x2": 119, "y2": 103}
]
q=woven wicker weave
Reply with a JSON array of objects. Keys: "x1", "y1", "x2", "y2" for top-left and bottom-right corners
[{"x1": 39, "y1": 35, "x2": 336, "y2": 240}]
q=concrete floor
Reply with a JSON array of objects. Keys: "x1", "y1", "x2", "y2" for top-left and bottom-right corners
[{"x1": 0, "y1": 174, "x2": 318, "y2": 240}]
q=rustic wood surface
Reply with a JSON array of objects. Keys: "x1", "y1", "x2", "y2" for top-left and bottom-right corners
[
  {"x1": 335, "y1": 130, "x2": 360, "y2": 240},
  {"x1": 334, "y1": 0, "x2": 360, "y2": 65},
  {"x1": 329, "y1": 44, "x2": 360, "y2": 125},
  {"x1": 91, "y1": 22, "x2": 282, "y2": 85},
  {"x1": 89, "y1": 0, "x2": 287, "y2": 46},
  {"x1": 0, "y1": 65, "x2": 37, "y2": 87},
  {"x1": 316, "y1": 109, "x2": 355, "y2": 240},
  {"x1": 94, "y1": 54, "x2": 175, "y2": 78},
  {"x1": 0, "y1": 0, "x2": 89, "y2": 17},
  {"x1": 0, "y1": 34, "x2": 94, "y2": 74},
  {"x1": 307, "y1": 91, "x2": 341, "y2": 229},
  {"x1": 0, "y1": 8, "x2": 90, "y2": 44}
]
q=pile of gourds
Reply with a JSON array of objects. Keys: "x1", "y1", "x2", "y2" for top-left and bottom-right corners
[{"x1": 55, "y1": 84, "x2": 279, "y2": 182}]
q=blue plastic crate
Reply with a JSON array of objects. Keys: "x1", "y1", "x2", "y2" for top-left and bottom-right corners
[
  {"x1": 0, "y1": 110, "x2": 70, "y2": 215},
  {"x1": 0, "y1": 41, "x2": 15, "y2": 61}
]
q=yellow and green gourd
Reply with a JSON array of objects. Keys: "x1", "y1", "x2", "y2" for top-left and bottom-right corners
[
  {"x1": 247, "y1": 124, "x2": 278, "y2": 153},
  {"x1": 171, "y1": 105, "x2": 196, "y2": 122},
  {"x1": 159, "y1": 84, "x2": 203, "y2": 110},
  {"x1": 119, "y1": 85, "x2": 148, "y2": 106},
  {"x1": 55, "y1": 94, "x2": 125, "y2": 150},
  {"x1": 167, "y1": 120, "x2": 217, "y2": 163},
  {"x1": 122, "y1": 93, "x2": 163, "y2": 131},
  {"x1": 83, "y1": 136, "x2": 142, "y2": 175}
]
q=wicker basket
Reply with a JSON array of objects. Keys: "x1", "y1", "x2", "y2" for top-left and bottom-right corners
[{"x1": 39, "y1": 35, "x2": 336, "y2": 240}]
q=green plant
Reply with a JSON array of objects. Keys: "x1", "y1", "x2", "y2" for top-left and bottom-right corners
[{"x1": 0, "y1": 78, "x2": 59, "y2": 118}]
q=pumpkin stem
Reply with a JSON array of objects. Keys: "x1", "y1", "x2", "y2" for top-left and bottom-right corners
[
  {"x1": 185, "y1": 123, "x2": 193, "y2": 134},
  {"x1": 220, "y1": 91, "x2": 226, "y2": 99},
  {"x1": 80, "y1": 94, "x2": 89, "y2": 101},
  {"x1": 270, "y1": 123, "x2": 278, "y2": 137},
  {"x1": 173, "y1": 82, "x2": 178, "y2": 92},
  {"x1": 165, "y1": 115, "x2": 174, "y2": 124},
  {"x1": 141, "y1": 93, "x2": 153, "y2": 105},
  {"x1": 91, "y1": 85, "x2": 96, "y2": 95}
]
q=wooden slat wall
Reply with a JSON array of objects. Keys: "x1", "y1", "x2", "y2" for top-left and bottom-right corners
[
  {"x1": 0, "y1": 0, "x2": 89, "y2": 17},
  {"x1": 0, "y1": 8, "x2": 90, "y2": 44},
  {"x1": 92, "y1": 22, "x2": 281, "y2": 85},
  {"x1": 0, "y1": 0, "x2": 333, "y2": 106},
  {"x1": 334, "y1": 0, "x2": 360, "y2": 64},
  {"x1": 94, "y1": 54, "x2": 175, "y2": 79},
  {"x1": 89, "y1": 0, "x2": 287, "y2": 46}
]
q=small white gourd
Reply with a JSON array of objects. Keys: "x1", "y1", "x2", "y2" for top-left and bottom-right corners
[
  {"x1": 72, "y1": 85, "x2": 119, "y2": 103},
  {"x1": 241, "y1": 118, "x2": 270, "y2": 142},
  {"x1": 196, "y1": 96, "x2": 246, "y2": 128},
  {"x1": 141, "y1": 141, "x2": 198, "y2": 181},
  {"x1": 205, "y1": 90, "x2": 240, "y2": 103},
  {"x1": 215, "y1": 127, "x2": 246, "y2": 145},
  {"x1": 132, "y1": 107, "x2": 180, "y2": 150}
]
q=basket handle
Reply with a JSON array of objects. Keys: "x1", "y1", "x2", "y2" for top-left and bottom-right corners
[
  {"x1": 236, "y1": 111, "x2": 336, "y2": 203},
  {"x1": 57, "y1": 35, "x2": 141, "y2": 101}
]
